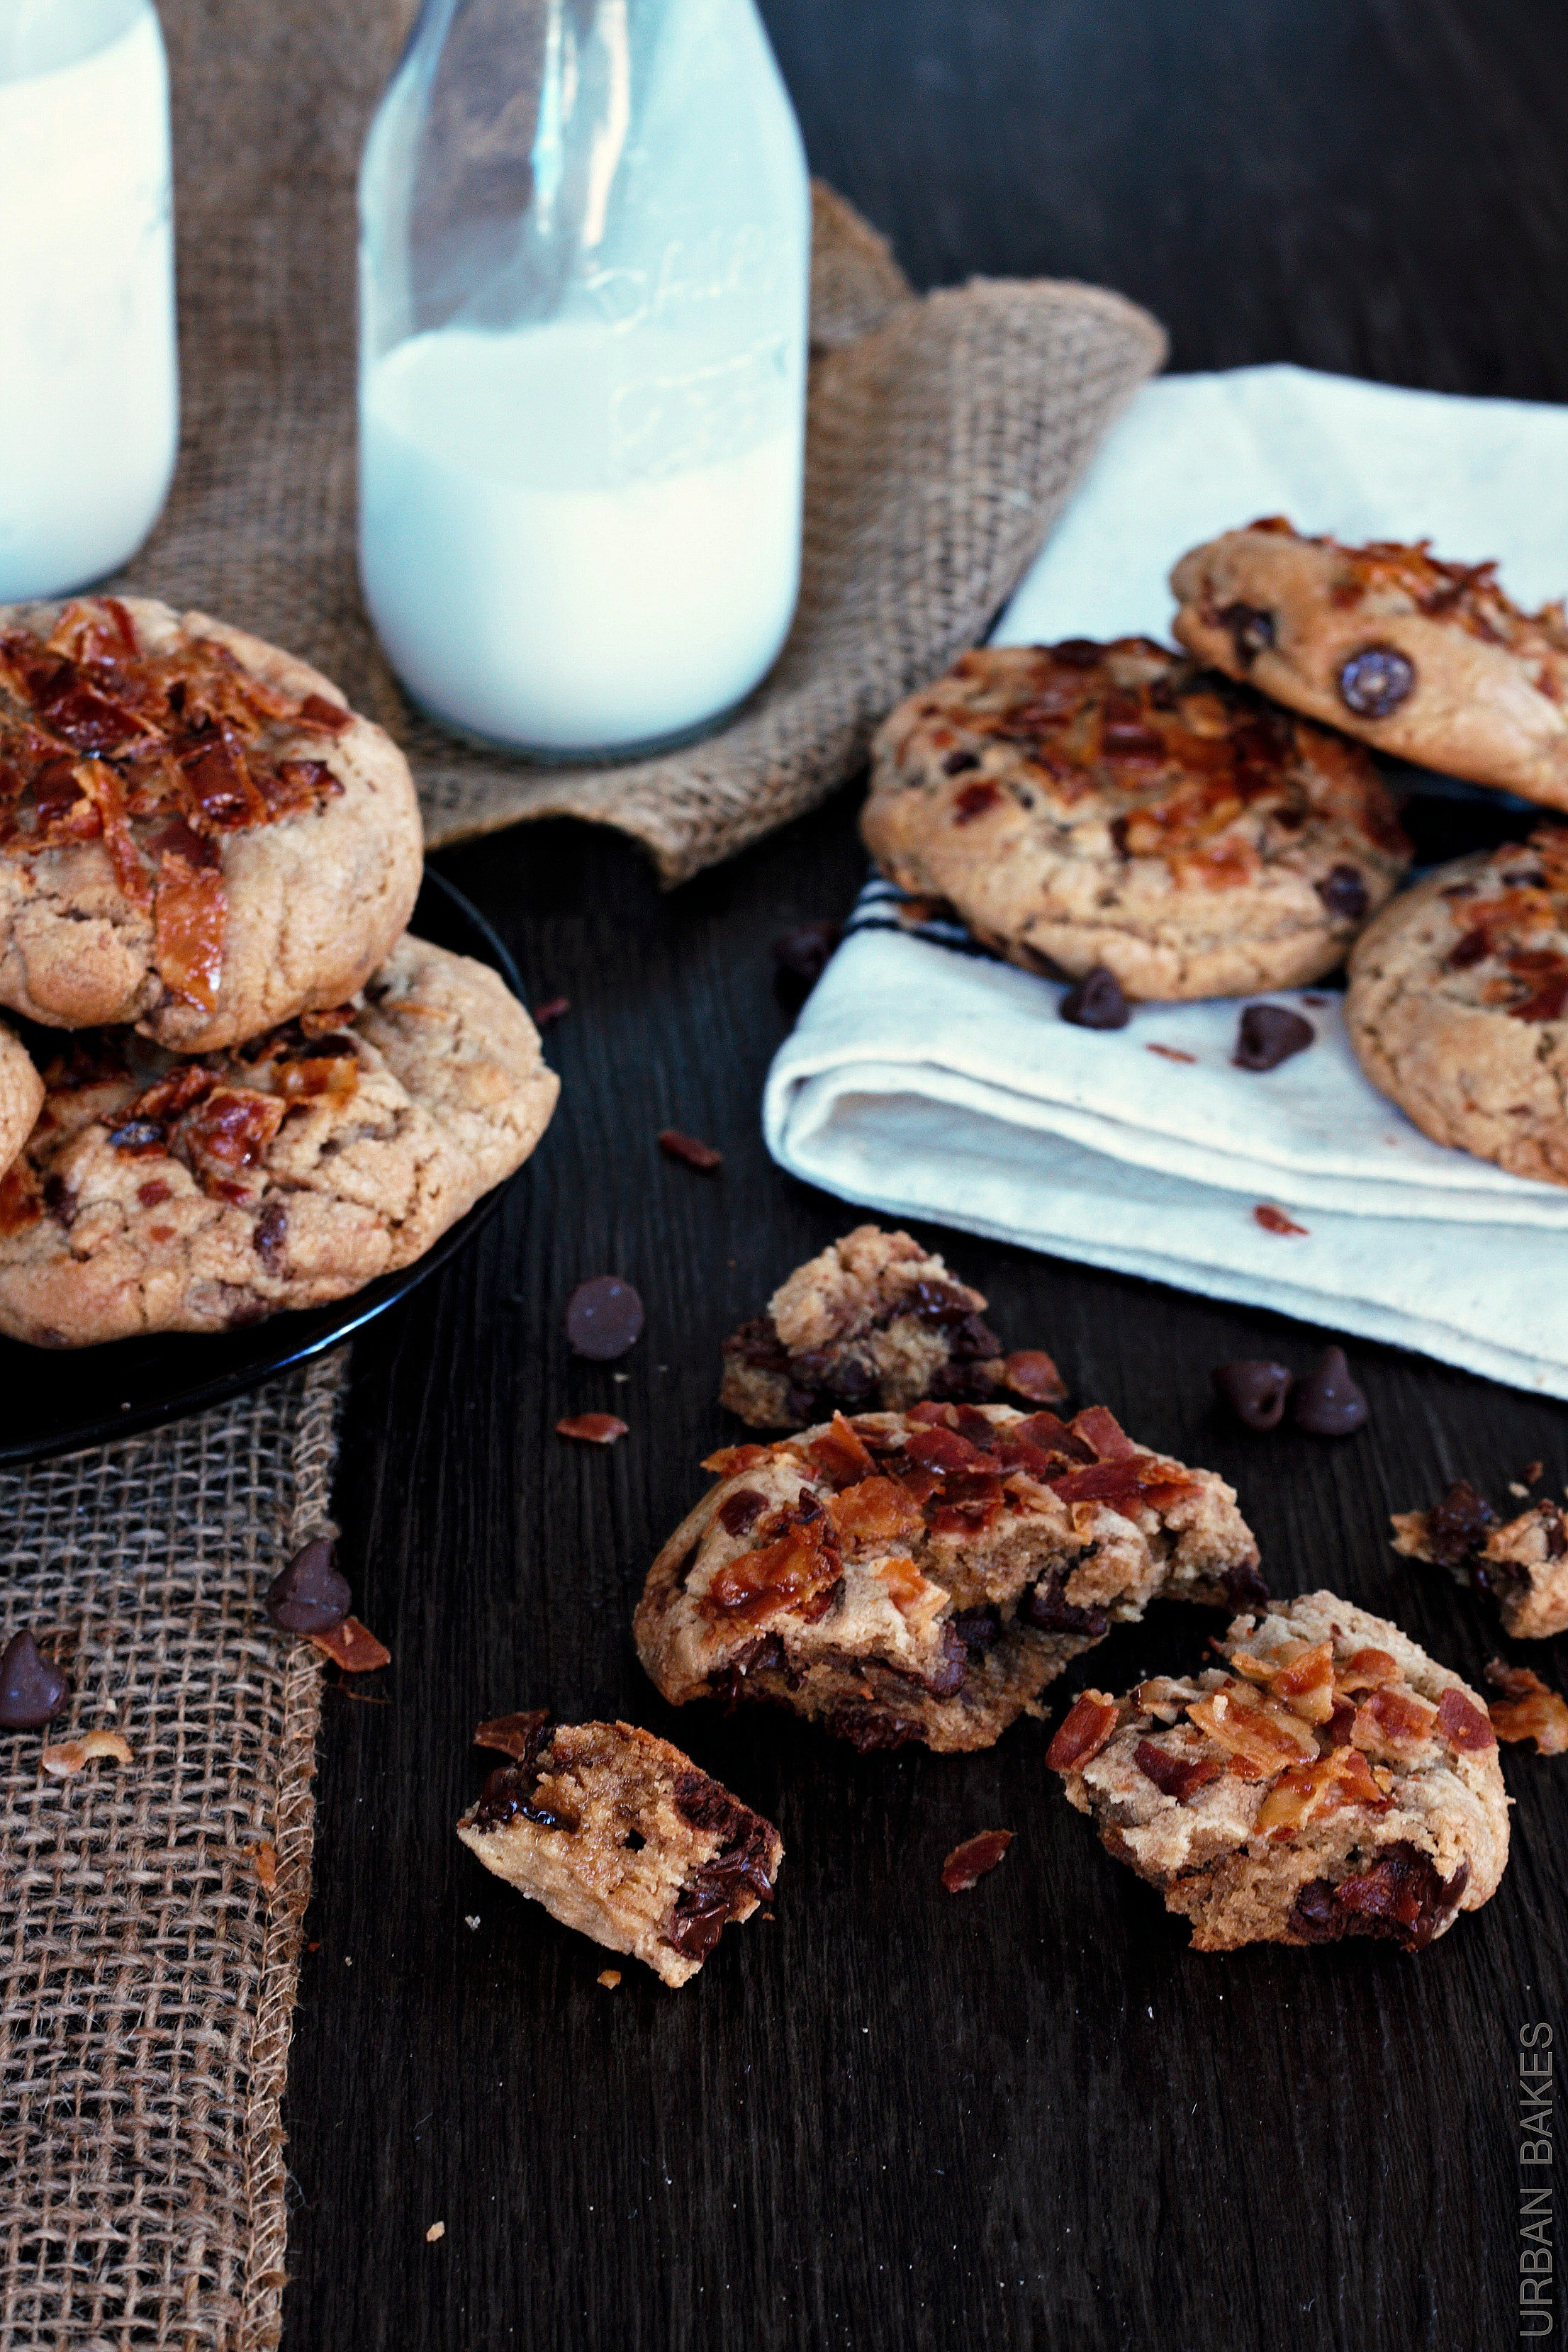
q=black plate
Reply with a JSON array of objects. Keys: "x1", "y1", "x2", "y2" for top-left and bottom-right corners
[{"x1": 0, "y1": 870, "x2": 528, "y2": 1466}]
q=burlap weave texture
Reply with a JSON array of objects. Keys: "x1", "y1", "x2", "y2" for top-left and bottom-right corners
[
  {"x1": 125, "y1": 4, "x2": 1167, "y2": 885},
  {"x1": 0, "y1": 1355, "x2": 345, "y2": 2352}
]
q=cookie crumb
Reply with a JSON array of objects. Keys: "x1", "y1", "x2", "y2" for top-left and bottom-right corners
[
  {"x1": 425, "y1": 2221, "x2": 446, "y2": 2244},
  {"x1": 464, "y1": 1915, "x2": 481, "y2": 1930},
  {"x1": 597, "y1": 1969, "x2": 622, "y2": 1989},
  {"x1": 1510, "y1": 1482, "x2": 1530, "y2": 1499},
  {"x1": 40, "y1": 1728, "x2": 134, "y2": 1777}
]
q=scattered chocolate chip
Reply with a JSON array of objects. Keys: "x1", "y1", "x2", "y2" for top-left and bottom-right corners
[
  {"x1": 1024, "y1": 1573, "x2": 1108, "y2": 1638},
  {"x1": 1423, "y1": 1479, "x2": 1498, "y2": 1565},
  {"x1": 265, "y1": 1536, "x2": 351, "y2": 1634},
  {"x1": 941, "y1": 1830, "x2": 1013, "y2": 1893},
  {"x1": 254, "y1": 1197, "x2": 288, "y2": 1268},
  {"x1": 1219, "y1": 601, "x2": 1275, "y2": 663},
  {"x1": 1316, "y1": 863, "x2": 1369, "y2": 923},
  {"x1": 42, "y1": 1174, "x2": 77, "y2": 1227},
  {"x1": 1233, "y1": 1004, "x2": 1315, "y2": 1071},
  {"x1": 1288, "y1": 1843, "x2": 1467, "y2": 1952},
  {"x1": 659, "y1": 1129, "x2": 722, "y2": 1172},
  {"x1": 1002, "y1": 1349, "x2": 1068, "y2": 1404},
  {"x1": 1220, "y1": 1559, "x2": 1270, "y2": 1611},
  {"x1": 1290, "y1": 1346, "x2": 1367, "y2": 1436},
  {"x1": 556, "y1": 1412, "x2": 629, "y2": 1445},
  {"x1": 1211, "y1": 1360, "x2": 1292, "y2": 1431},
  {"x1": 532, "y1": 995, "x2": 569, "y2": 1026},
  {"x1": 1060, "y1": 965, "x2": 1129, "y2": 1030},
  {"x1": 1338, "y1": 645, "x2": 1415, "y2": 719},
  {"x1": 942, "y1": 749, "x2": 980, "y2": 775},
  {"x1": 772, "y1": 922, "x2": 841, "y2": 997},
  {"x1": 565, "y1": 1275, "x2": 644, "y2": 1360},
  {"x1": 951, "y1": 1606, "x2": 1002, "y2": 1652},
  {"x1": 0, "y1": 1630, "x2": 68, "y2": 1729}
]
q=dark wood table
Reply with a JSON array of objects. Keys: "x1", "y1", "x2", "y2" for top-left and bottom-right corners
[{"x1": 280, "y1": 6, "x2": 1568, "y2": 2345}]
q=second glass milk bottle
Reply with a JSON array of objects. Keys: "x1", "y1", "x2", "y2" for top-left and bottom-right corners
[{"x1": 358, "y1": 0, "x2": 810, "y2": 758}]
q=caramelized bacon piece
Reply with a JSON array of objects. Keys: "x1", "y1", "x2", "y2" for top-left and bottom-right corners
[
  {"x1": 1485, "y1": 1662, "x2": 1568, "y2": 1754},
  {"x1": 941, "y1": 1830, "x2": 1012, "y2": 1891},
  {"x1": 1335, "y1": 1646, "x2": 1400, "y2": 1693},
  {"x1": 178, "y1": 1087, "x2": 286, "y2": 1172},
  {"x1": 904, "y1": 1423, "x2": 993, "y2": 1475},
  {"x1": 1046, "y1": 1690, "x2": 1120, "y2": 1771},
  {"x1": 874, "y1": 1555, "x2": 939, "y2": 1615},
  {"x1": 1434, "y1": 1686, "x2": 1496, "y2": 1752},
  {"x1": 1012, "y1": 1410, "x2": 1094, "y2": 1463},
  {"x1": 926, "y1": 1469, "x2": 1004, "y2": 1536},
  {"x1": 1230, "y1": 1638, "x2": 1335, "y2": 1725},
  {"x1": 700, "y1": 1513, "x2": 841, "y2": 1629},
  {"x1": 1071, "y1": 1405, "x2": 1138, "y2": 1461},
  {"x1": 807, "y1": 1411, "x2": 880, "y2": 1489},
  {"x1": 0, "y1": 1163, "x2": 43, "y2": 1237},
  {"x1": 1353, "y1": 1684, "x2": 1440, "y2": 1754},
  {"x1": 155, "y1": 832, "x2": 226, "y2": 1011},
  {"x1": 1048, "y1": 1457, "x2": 1153, "y2": 1508},
  {"x1": 1187, "y1": 1681, "x2": 1319, "y2": 1770},
  {"x1": 826, "y1": 1475, "x2": 923, "y2": 1546},
  {"x1": 1253, "y1": 1746, "x2": 1391, "y2": 1838},
  {"x1": 1133, "y1": 1738, "x2": 1221, "y2": 1801},
  {"x1": 310, "y1": 1616, "x2": 391, "y2": 1672},
  {"x1": 702, "y1": 1444, "x2": 774, "y2": 1477}
]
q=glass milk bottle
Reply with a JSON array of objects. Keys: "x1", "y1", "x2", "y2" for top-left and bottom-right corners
[
  {"x1": 0, "y1": 0, "x2": 179, "y2": 598},
  {"x1": 358, "y1": 0, "x2": 810, "y2": 757}
]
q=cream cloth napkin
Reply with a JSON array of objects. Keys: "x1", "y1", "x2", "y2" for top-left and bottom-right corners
[{"x1": 762, "y1": 364, "x2": 1568, "y2": 1397}]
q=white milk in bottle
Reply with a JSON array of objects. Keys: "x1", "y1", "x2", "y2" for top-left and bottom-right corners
[
  {"x1": 0, "y1": 0, "x2": 179, "y2": 597},
  {"x1": 358, "y1": 0, "x2": 810, "y2": 757}
]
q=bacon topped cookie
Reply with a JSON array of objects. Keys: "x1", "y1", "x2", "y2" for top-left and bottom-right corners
[
  {"x1": 862, "y1": 639, "x2": 1409, "y2": 1000},
  {"x1": 634, "y1": 1400, "x2": 1261, "y2": 1754},
  {"x1": 0, "y1": 596, "x2": 422, "y2": 1050},
  {"x1": 1171, "y1": 518, "x2": 1568, "y2": 808},
  {"x1": 1346, "y1": 827, "x2": 1568, "y2": 1183}
]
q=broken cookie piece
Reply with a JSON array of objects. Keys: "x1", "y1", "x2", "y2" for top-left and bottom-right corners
[
  {"x1": 719, "y1": 1223, "x2": 1061, "y2": 1429},
  {"x1": 1048, "y1": 1589, "x2": 1508, "y2": 1952},
  {"x1": 1391, "y1": 1481, "x2": 1568, "y2": 1640},
  {"x1": 634, "y1": 1400, "x2": 1261, "y2": 1754},
  {"x1": 455, "y1": 1715, "x2": 781, "y2": 1988}
]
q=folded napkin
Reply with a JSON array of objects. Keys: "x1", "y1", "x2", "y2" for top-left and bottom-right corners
[{"x1": 763, "y1": 364, "x2": 1568, "y2": 1397}]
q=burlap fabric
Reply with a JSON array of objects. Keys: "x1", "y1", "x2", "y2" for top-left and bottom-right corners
[
  {"x1": 0, "y1": 1355, "x2": 345, "y2": 2352},
  {"x1": 126, "y1": 3, "x2": 1167, "y2": 885}
]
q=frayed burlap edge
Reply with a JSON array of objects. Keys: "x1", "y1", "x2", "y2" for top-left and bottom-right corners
[{"x1": 237, "y1": 1355, "x2": 345, "y2": 2352}]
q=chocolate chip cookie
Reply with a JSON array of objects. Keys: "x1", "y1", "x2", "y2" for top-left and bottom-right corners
[
  {"x1": 1392, "y1": 1479, "x2": 1568, "y2": 1642},
  {"x1": 1171, "y1": 518, "x2": 1568, "y2": 808},
  {"x1": 1048, "y1": 1589, "x2": 1508, "y2": 1952},
  {"x1": 0, "y1": 932, "x2": 559, "y2": 1345},
  {"x1": 0, "y1": 595, "x2": 422, "y2": 1049},
  {"x1": 1345, "y1": 827, "x2": 1568, "y2": 1183},
  {"x1": 457, "y1": 1714, "x2": 781, "y2": 1988},
  {"x1": 0, "y1": 1022, "x2": 40, "y2": 1182},
  {"x1": 861, "y1": 639, "x2": 1409, "y2": 1001},
  {"x1": 634, "y1": 1401, "x2": 1261, "y2": 1754},
  {"x1": 720, "y1": 1224, "x2": 1063, "y2": 1428}
]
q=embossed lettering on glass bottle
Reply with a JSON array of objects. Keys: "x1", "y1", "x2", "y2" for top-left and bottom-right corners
[{"x1": 358, "y1": 0, "x2": 810, "y2": 757}]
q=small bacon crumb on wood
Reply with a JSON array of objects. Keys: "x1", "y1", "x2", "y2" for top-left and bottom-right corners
[
  {"x1": 556, "y1": 1413, "x2": 629, "y2": 1445},
  {"x1": 40, "y1": 1728, "x2": 134, "y2": 1776},
  {"x1": 252, "y1": 1839, "x2": 279, "y2": 1895},
  {"x1": 941, "y1": 1829, "x2": 1014, "y2": 1892},
  {"x1": 597, "y1": 1969, "x2": 622, "y2": 1988},
  {"x1": 658, "y1": 1129, "x2": 723, "y2": 1172},
  {"x1": 1486, "y1": 1661, "x2": 1568, "y2": 1754},
  {"x1": 309, "y1": 1617, "x2": 391, "y2": 1672}
]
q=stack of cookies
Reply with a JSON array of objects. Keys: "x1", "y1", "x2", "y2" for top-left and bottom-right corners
[
  {"x1": 0, "y1": 595, "x2": 558, "y2": 1347},
  {"x1": 864, "y1": 518, "x2": 1568, "y2": 1186}
]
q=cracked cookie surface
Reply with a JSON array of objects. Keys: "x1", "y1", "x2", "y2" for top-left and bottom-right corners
[
  {"x1": 0, "y1": 1022, "x2": 40, "y2": 1181},
  {"x1": 1049, "y1": 1589, "x2": 1507, "y2": 1952},
  {"x1": 0, "y1": 932, "x2": 558, "y2": 1345},
  {"x1": 861, "y1": 638, "x2": 1409, "y2": 1000},
  {"x1": 1346, "y1": 827, "x2": 1568, "y2": 1183},
  {"x1": 0, "y1": 595, "x2": 422, "y2": 1049},
  {"x1": 634, "y1": 1400, "x2": 1261, "y2": 1753},
  {"x1": 1171, "y1": 518, "x2": 1568, "y2": 809},
  {"x1": 456, "y1": 1715, "x2": 782, "y2": 1988}
]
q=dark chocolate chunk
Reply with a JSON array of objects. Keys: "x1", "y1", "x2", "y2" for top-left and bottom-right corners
[
  {"x1": 922, "y1": 1623, "x2": 970, "y2": 1698},
  {"x1": 951, "y1": 1606, "x2": 1002, "y2": 1652},
  {"x1": 1338, "y1": 645, "x2": 1415, "y2": 719},
  {"x1": 471, "y1": 1763, "x2": 565, "y2": 1832},
  {"x1": 1233, "y1": 1004, "x2": 1315, "y2": 1072},
  {"x1": 671, "y1": 1769, "x2": 741, "y2": 1835},
  {"x1": 42, "y1": 1174, "x2": 77, "y2": 1228},
  {"x1": 1220, "y1": 1559, "x2": 1270, "y2": 1611},
  {"x1": 254, "y1": 1197, "x2": 288, "y2": 1268},
  {"x1": 1219, "y1": 601, "x2": 1275, "y2": 663},
  {"x1": 565, "y1": 1275, "x2": 644, "y2": 1360},
  {"x1": 1211, "y1": 1359, "x2": 1293, "y2": 1431},
  {"x1": 1022, "y1": 1572, "x2": 1109, "y2": 1638},
  {"x1": 942, "y1": 749, "x2": 981, "y2": 775},
  {"x1": 265, "y1": 1535, "x2": 352, "y2": 1634},
  {"x1": 1050, "y1": 639, "x2": 1103, "y2": 667},
  {"x1": 1423, "y1": 1478, "x2": 1498, "y2": 1566},
  {"x1": 1316, "y1": 863, "x2": 1369, "y2": 923},
  {"x1": 1290, "y1": 1346, "x2": 1367, "y2": 1436},
  {"x1": 726, "y1": 1313, "x2": 790, "y2": 1372},
  {"x1": 717, "y1": 1487, "x2": 769, "y2": 1537},
  {"x1": 0, "y1": 1629, "x2": 68, "y2": 1730},
  {"x1": 1288, "y1": 1844, "x2": 1468, "y2": 1953},
  {"x1": 1060, "y1": 965, "x2": 1129, "y2": 1031}
]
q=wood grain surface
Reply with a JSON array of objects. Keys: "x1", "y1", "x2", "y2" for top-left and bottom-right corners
[{"x1": 279, "y1": 6, "x2": 1568, "y2": 2347}]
